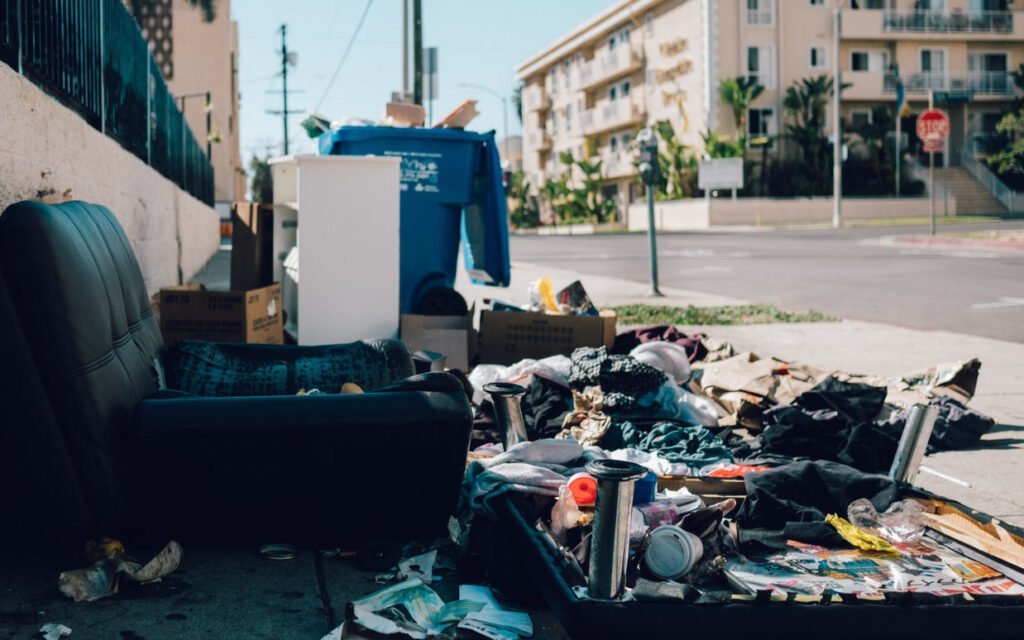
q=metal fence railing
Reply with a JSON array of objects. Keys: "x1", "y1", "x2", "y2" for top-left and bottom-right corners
[
  {"x1": 0, "y1": 0, "x2": 213, "y2": 204},
  {"x1": 959, "y1": 146, "x2": 1022, "y2": 214},
  {"x1": 884, "y1": 10, "x2": 1014, "y2": 34}
]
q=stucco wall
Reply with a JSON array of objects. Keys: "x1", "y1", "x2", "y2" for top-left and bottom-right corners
[
  {"x1": 628, "y1": 195, "x2": 954, "y2": 229},
  {"x1": 0, "y1": 62, "x2": 219, "y2": 295}
]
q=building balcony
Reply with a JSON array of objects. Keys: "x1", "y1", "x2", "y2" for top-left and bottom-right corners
[
  {"x1": 528, "y1": 129, "x2": 552, "y2": 151},
  {"x1": 577, "y1": 43, "x2": 644, "y2": 92},
  {"x1": 841, "y1": 9, "x2": 1024, "y2": 39},
  {"x1": 581, "y1": 98, "x2": 646, "y2": 137},
  {"x1": 882, "y1": 72, "x2": 1016, "y2": 96},
  {"x1": 601, "y1": 151, "x2": 636, "y2": 179},
  {"x1": 842, "y1": 71, "x2": 889, "y2": 100},
  {"x1": 525, "y1": 88, "x2": 552, "y2": 112}
]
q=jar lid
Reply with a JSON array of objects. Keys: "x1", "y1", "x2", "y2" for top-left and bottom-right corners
[{"x1": 642, "y1": 525, "x2": 703, "y2": 580}]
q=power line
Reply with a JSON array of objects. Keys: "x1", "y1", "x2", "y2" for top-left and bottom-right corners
[{"x1": 313, "y1": 0, "x2": 376, "y2": 113}]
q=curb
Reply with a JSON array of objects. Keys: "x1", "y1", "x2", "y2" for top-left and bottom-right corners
[{"x1": 890, "y1": 235, "x2": 1024, "y2": 251}]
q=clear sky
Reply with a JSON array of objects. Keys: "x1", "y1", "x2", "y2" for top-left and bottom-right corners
[{"x1": 233, "y1": 0, "x2": 619, "y2": 160}]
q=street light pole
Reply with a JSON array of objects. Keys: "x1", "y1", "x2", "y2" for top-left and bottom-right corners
[
  {"x1": 832, "y1": 0, "x2": 849, "y2": 229},
  {"x1": 458, "y1": 82, "x2": 509, "y2": 159}
]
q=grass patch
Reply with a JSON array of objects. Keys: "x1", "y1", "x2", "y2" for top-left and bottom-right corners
[{"x1": 611, "y1": 304, "x2": 835, "y2": 326}]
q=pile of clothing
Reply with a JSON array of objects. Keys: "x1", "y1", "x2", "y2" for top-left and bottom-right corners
[{"x1": 469, "y1": 325, "x2": 995, "y2": 480}]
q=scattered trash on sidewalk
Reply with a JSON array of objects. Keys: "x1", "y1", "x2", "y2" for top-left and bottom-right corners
[
  {"x1": 345, "y1": 578, "x2": 485, "y2": 639},
  {"x1": 58, "y1": 540, "x2": 183, "y2": 602},
  {"x1": 36, "y1": 623, "x2": 72, "y2": 640}
]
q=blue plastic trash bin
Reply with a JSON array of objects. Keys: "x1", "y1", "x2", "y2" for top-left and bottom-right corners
[{"x1": 319, "y1": 126, "x2": 511, "y2": 313}]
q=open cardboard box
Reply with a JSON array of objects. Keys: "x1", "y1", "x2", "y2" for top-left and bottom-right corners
[{"x1": 478, "y1": 309, "x2": 616, "y2": 365}]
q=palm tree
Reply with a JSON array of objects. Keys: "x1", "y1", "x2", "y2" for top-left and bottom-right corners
[
  {"x1": 653, "y1": 120, "x2": 698, "y2": 199},
  {"x1": 719, "y1": 77, "x2": 765, "y2": 148},
  {"x1": 783, "y1": 74, "x2": 846, "y2": 194}
]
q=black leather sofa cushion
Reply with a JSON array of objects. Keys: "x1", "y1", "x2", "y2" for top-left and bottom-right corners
[{"x1": 1, "y1": 201, "x2": 163, "y2": 538}]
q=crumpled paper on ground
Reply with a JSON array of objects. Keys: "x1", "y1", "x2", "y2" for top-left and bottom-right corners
[
  {"x1": 694, "y1": 353, "x2": 830, "y2": 429},
  {"x1": 558, "y1": 387, "x2": 612, "y2": 447},
  {"x1": 346, "y1": 578, "x2": 484, "y2": 639},
  {"x1": 839, "y1": 358, "x2": 981, "y2": 414},
  {"x1": 37, "y1": 623, "x2": 72, "y2": 640},
  {"x1": 57, "y1": 540, "x2": 183, "y2": 602}
]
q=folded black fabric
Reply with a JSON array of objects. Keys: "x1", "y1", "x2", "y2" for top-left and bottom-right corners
[
  {"x1": 735, "y1": 460, "x2": 899, "y2": 549},
  {"x1": 520, "y1": 376, "x2": 572, "y2": 440},
  {"x1": 793, "y1": 377, "x2": 887, "y2": 423},
  {"x1": 757, "y1": 377, "x2": 897, "y2": 474}
]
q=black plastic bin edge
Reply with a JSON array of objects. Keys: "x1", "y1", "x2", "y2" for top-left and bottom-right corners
[{"x1": 493, "y1": 493, "x2": 1024, "y2": 640}]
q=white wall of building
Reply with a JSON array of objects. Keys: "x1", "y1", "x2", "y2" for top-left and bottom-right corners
[{"x1": 0, "y1": 63, "x2": 220, "y2": 295}]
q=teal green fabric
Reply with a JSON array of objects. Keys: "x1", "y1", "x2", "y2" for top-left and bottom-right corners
[{"x1": 618, "y1": 422, "x2": 734, "y2": 467}]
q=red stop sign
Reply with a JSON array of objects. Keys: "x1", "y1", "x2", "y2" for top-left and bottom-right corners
[{"x1": 917, "y1": 109, "x2": 949, "y2": 142}]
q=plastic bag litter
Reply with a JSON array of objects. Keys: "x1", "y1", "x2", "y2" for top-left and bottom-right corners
[
  {"x1": 550, "y1": 484, "x2": 583, "y2": 542},
  {"x1": 469, "y1": 356, "x2": 572, "y2": 405},
  {"x1": 630, "y1": 342, "x2": 692, "y2": 385},
  {"x1": 848, "y1": 498, "x2": 926, "y2": 544},
  {"x1": 674, "y1": 387, "x2": 720, "y2": 427}
]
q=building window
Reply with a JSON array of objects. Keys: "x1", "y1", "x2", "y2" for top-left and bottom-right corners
[
  {"x1": 920, "y1": 48, "x2": 947, "y2": 90},
  {"x1": 566, "y1": 105, "x2": 573, "y2": 132},
  {"x1": 551, "y1": 113, "x2": 558, "y2": 135},
  {"x1": 549, "y1": 67, "x2": 557, "y2": 93},
  {"x1": 620, "y1": 26, "x2": 630, "y2": 44},
  {"x1": 748, "y1": 107, "x2": 775, "y2": 138},
  {"x1": 611, "y1": 136, "x2": 618, "y2": 153},
  {"x1": 850, "y1": 50, "x2": 888, "y2": 72},
  {"x1": 622, "y1": 132, "x2": 633, "y2": 148},
  {"x1": 563, "y1": 60, "x2": 571, "y2": 88},
  {"x1": 809, "y1": 46, "x2": 827, "y2": 70},
  {"x1": 969, "y1": 52, "x2": 1009, "y2": 93},
  {"x1": 646, "y1": 68, "x2": 655, "y2": 86},
  {"x1": 810, "y1": 0, "x2": 825, "y2": 5},
  {"x1": 609, "y1": 35, "x2": 617, "y2": 50},
  {"x1": 645, "y1": 11, "x2": 654, "y2": 36},
  {"x1": 621, "y1": 80, "x2": 631, "y2": 97},
  {"x1": 746, "y1": 0, "x2": 774, "y2": 27},
  {"x1": 746, "y1": 46, "x2": 775, "y2": 89},
  {"x1": 850, "y1": 109, "x2": 872, "y2": 127},
  {"x1": 609, "y1": 85, "x2": 618, "y2": 101}
]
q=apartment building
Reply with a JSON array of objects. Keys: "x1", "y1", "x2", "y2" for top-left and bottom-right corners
[{"x1": 516, "y1": 0, "x2": 1024, "y2": 219}]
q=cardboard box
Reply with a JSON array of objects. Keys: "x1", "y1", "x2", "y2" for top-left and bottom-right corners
[
  {"x1": 400, "y1": 308, "x2": 476, "y2": 371},
  {"x1": 478, "y1": 310, "x2": 616, "y2": 365},
  {"x1": 159, "y1": 284, "x2": 283, "y2": 346}
]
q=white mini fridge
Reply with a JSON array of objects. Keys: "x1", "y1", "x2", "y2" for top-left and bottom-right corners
[{"x1": 269, "y1": 154, "x2": 401, "y2": 345}]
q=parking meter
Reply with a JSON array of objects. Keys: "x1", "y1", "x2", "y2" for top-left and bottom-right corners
[
  {"x1": 635, "y1": 127, "x2": 662, "y2": 296},
  {"x1": 636, "y1": 127, "x2": 660, "y2": 186}
]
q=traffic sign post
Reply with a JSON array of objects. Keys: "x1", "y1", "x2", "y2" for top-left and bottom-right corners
[{"x1": 917, "y1": 107, "x2": 949, "y2": 236}]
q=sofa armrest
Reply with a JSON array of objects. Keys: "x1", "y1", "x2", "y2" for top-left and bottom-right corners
[{"x1": 130, "y1": 373, "x2": 472, "y2": 546}]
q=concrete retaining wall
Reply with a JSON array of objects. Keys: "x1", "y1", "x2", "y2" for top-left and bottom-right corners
[
  {"x1": 628, "y1": 195, "x2": 956, "y2": 229},
  {"x1": 0, "y1": 63, "x2": 219, "y2": 295}
]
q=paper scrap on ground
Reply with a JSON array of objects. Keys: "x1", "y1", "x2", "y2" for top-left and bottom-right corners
[
  {"x1": 348, "y1": 578, "x2": 484, "y2": 639},
  {"x1": 58, "y1": 540, "x2": 183, "y2": 602},
  {"x1": 398, "y1": 550, "x2": 437, "y2": 584},
  {"x1": 37, "y1": 623, "x2": 72, "y2": 640},
  {"x1": 457, "y1": 584, "x2": 533, "y2": 638},
  {"x1": 319, "y1": 622, "x2": 344, "y2": 640}
]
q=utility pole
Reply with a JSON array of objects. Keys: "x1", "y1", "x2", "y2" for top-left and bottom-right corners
[
  {"x1": 266, "y1": 24, "x2": 304, "y2": 155},
  {"x1": 413, "y1": 0, "x2": 423, "y2": 105},
  {"x1": 280, "y1": 24, "x2": 290, "y2": 154},
  {"x1": 402, "y1": 0, "x2": 409, "y2": 99}
]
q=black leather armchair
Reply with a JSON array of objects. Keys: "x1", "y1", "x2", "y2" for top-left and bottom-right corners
[{"x1": 0, "y1": 200, "x2": 473, "y2": 549}]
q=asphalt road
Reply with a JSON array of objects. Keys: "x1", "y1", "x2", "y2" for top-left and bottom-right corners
[{"x1": 510, "y1": 221, "x2": 1024, "y2": 343}]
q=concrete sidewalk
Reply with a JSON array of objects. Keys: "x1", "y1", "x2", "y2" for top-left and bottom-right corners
[{"x1": 457, "y1": 260, "x2": 1024, "y2": 526}]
